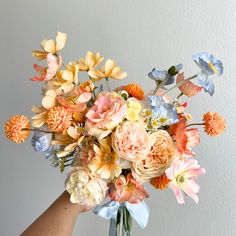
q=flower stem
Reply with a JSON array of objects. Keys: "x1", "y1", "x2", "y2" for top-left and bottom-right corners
[
  {"x1": 163, "y1": 74, "x2": 198, "y2": 96},
  {"x1": 106, "y1": 77, "x2": 111, "y2": 91},
  {"x1": 176, "y1": 92, "x2": 184, "y2": 100},
  {"x1": 22, "y1": 128, "x2": 53, "y2": 134},
  {"x1": 186, "y1": 123, "x2": 204, "y2": 128}
]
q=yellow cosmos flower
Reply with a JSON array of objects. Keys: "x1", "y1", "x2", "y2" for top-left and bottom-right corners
[
  {"x1": 88, "y1": 59, "x2": 127, "y2": 82},
  {"x1": 88, "y1": 136, "x2": 121, "y2": 180},
  {"x1": 77, "y1": 51, "x2": 103, "y2": 71},
  {"x1": 32, "y1": 32, "x2": 67, "y2": 60},
  {"x1": 125, "y1": 98, "x2": 142, "y2": 121},
  {"x1": 56, "y1": 126, "x2": 85, "y2": 157},
  {"x1": 49, "y1": 63, "x2": 79, "y2": 94}
]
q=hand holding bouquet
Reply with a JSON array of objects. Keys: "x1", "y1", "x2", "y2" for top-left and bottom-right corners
[{"x1": 4, "y1": 32, "x2": 226, "y2": 236}]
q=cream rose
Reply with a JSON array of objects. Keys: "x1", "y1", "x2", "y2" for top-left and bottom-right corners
[{"x1": 65, "y1": 166, "x2": 108, "y2": 206}]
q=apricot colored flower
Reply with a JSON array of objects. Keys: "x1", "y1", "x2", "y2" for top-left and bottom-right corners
[
  {"x1": 79, "y1": 80, "x2": 95, "y2": 93},
  {"x1": 171, "y1": 120, "x2": 200, "y2": 157},
  {"x1": 176, "y1": 73, "x2": 202, "y2": 97},
  {"x1": 165, "y1": 158, "x2": 205, "y2": 204},
  {"x1": 57, "y1": 87, "x2": 92, "y2": 113},
  {"x1": 123, "y1": 83, "x2": 145, "y2": 100},
  {"x1": 49, "y1": 63, "x2": 79, "y2": 94},
  {"x1": 109, "y1": 173, "x2": 149, "y2": 204},
  {"x1": 57, "y1": 126, "x2": 85, "y2": 157},
  {"x1": 88, "y1": 136, "x2": 121, "y2": 180},
  {"x1": 132, "y1": 130, "x2": 175, "y2": 182},
  {"x1": 88, "y1": 59, "x2": 127, "y2": 81},
  {"x1": 46, "y1": 106, "x2": 72, "y2": 133},
  {"x1": 32, "y1": 32, "x2": 67, "y2": 60},
  {"x1": 150, "y1": 174, "x2": 170, "y2": 190},
  {"x1": 85, "y1": 92, "x2": 126, "y2": 139},
  {"x1": 65, "y1": 165, "x2": 108, "y2": 205},
  {"x1": 112, "y1": 121, "x2": 150, "y2": 162},
  {"x1": 77, "y1": 51, "x2": 103, "y2": 71},
  {"x1": 4, "y1": 115, "x2": 30, "y2": 144},
  {"x1": 31, "y1": 53, "x2": 62, "y2": 82},
  {"x1": 203, "y1": 112, "x2": 226, "y2": 136}
]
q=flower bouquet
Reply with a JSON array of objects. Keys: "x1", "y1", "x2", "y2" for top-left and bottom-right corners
[{"x1": 4, "y1": 32, "x2": 226, "y2": 236}]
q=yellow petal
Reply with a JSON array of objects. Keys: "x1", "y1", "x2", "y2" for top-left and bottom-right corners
[
  {"x1": 42, "y1": 96, "x2": 55, "y2": 110},
  {"x1": 62, "y1": 70, "x2": 73, "y2": 81},
  {"x1": 41, "y1": 39, "x2": 56, "y2": 54},
  {"x1": 105, "y1": 59, "x2": 116, "y2": 75},
  {"x1": 32, "y1": 50, "x2": 48, "y2": 60},
  {"x1": 56, "y1": 32, "x2": 67, "y2": 51}
]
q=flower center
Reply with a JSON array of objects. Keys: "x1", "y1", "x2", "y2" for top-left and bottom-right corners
[
  {"x1": 208, "y1": 62, "x2": 217, "y2": 74},
  {"x1": 68, "y1": 96, "x2": 77, "y2": 105},
  {"x1": 103, "y1": 155, "x2": 112, "y2": 163},
  {"x1": 176, "y1": 175, "x2": 185, "y2": 184}
]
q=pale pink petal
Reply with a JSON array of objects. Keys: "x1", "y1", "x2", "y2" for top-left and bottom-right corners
[{"x1": 168, "y1": 182, "x2": 185, "y2": 204}]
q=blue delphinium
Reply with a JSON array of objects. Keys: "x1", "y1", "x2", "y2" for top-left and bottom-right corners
[
  {"x1": 148, "y1": 64, "x2": 183, "y2": 85},
  {"x1": 147, "y1": 96, "x2": 179, "y2": 127},
  {"x1": 31, "y1": 130, "x2": 54, "y2": 158},
  {"x1": 193, "y1": 52, "x2": 223, "y2": 96}
]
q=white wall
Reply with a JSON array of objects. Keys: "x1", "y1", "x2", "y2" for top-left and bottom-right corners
[{"x1": 0, "y1": 0, "x2": 235, "y2": 235}]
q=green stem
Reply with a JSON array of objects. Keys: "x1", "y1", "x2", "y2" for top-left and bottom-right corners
[
  {"x1": 163, "y1": 74, "x2": 198, "y2": 96},
  {"x1": 176, "y1": 92, "x2": 184, "y2": 100},
  {"x1": 152, "y1": 77, "x2": 170, "y2": 95},
  {"x1": 106, "y1": 77, "x2": 111, "y2": 91}
]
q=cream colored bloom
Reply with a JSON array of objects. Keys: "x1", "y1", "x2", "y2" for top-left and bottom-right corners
[
  {"x1": 65, "y1": 166, "x2": 108, "y2": 205},
  {"x1": 49, "y1": 63, "x2": 79, "y2": 94},
  {"x1": 88, "y1": 59, "x2": 127, "y2": 81},
  {"x1": 125, "y1": 98, "x2": 142, "y2": 121},
  {"x1": 132, "y1": 130, "x2": 175, "y2": 183},
  {"x1": 32, "y1": 32, "x2": 67, "y2": 60},
  {"x1": 88, "y1": 136, "x2": 121, "y2": 180},
  {"x1": 77, "y1": 51, "x2": 103, "y2": 71}
]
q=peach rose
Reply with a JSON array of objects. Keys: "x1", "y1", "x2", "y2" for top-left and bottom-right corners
[
  {"x1": 85, "y1": 92, "x2": 126, "y2": 139},
  {"x1": 112, "y1": 121, "x2": 150, "y2": 162},
  {"x1": 132, "y1": 130, "x2": 175, "y2": 182}
]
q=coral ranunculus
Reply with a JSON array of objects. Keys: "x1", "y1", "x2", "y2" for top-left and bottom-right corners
[
  {"x1": 132, "y1": 130, "x2": 175, "y2": 182},
  {"x1": 85, "y1": 92, "x2": 127, "y2": 140},
  {"x1": 4, "y1": 115, "x2": 30, "y2": 144},
  {"x1": 112, "y1": 121, "x2": 150, "y2": 162},
  {"x1": 123, "y1": 83, "x2": 145, "y2": 100},
  {"x1": 203, "y1": 112, "x2": 226, "y2": 136},
  {"x1": 109, "y1": 173, "x2": 149, "y2": 203}
]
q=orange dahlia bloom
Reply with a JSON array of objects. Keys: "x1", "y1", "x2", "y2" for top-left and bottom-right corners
[
  {"x1": 4, "y1": 115, "x2": 30, "y2": 144},
  {"x1": 46, "y1": 106, "x2": 72, "y2": 133},
  {"x1": 123, "y1": 83, "x2": 144, "y2": 100},
  {"x1": 150, "y1": 174, "x2": 170, "y2": 190},
  {"x1": 203, "y1": 112, "x2": 226, "y2": 136}
]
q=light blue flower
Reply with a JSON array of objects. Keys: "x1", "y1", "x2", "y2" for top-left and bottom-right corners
[
  {"x1": 31, "y1": 130, "x2": 54, "y2": 158},
  {"x1": 193, "y1": 52, "x2": 223, "y2": 96},
  {"x1": 147, "y1": 96, "x2": 179, "y2": 126},
  {"x1": 148, "y1": 64, "x2": 182, "y2": 85}
]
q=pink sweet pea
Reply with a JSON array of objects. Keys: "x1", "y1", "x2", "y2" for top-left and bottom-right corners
[
  {"x1": 165, "y1": 158, "x2": 206, "y2": 204},
  {"x1": 177, "y1": 73, "x2": 202, "y2": 97},
  {"x1": 109, "y1": 173, "x2": 149, "y2": 204},
  {"x1": 31, "y1": 53, "x2": 61, "y2": 82}
]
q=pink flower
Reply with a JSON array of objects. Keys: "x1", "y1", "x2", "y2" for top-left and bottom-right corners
[
  {"x1": 177, "y1": 73, "x2": 202, "y2": 97},
  {"x1": 112, "y1": 121, "x2": 150, "y2": 162},
  {"x1": 109, "y1": 173, "x2": 149, "y2": 204},
  {"x1": 31, "y1": 53, "x2": 62, "y2": 81},
  {"x1": 165, "y1": 158, "x2": 206, "y2": 204},
  {"x1": 85, "y1": 92, "x2": 127, "y2": 139}
]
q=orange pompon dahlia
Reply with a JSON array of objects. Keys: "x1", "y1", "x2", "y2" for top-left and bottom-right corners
[
  {"x1": 4, "y1": 115, "x2": 30, "y2": 144},
  {"x1": 150, "y1": 174, "x2": 170, "y2": 190},
  {"x1": 123, "y1": 83, "x2": 145, "y2": 100},
  {"x1": 203, "y1": 112, "x2": 226, "y2": 136},
  {"x1": 46, "y1": 106, "x2": 72, "y2": 133}
]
